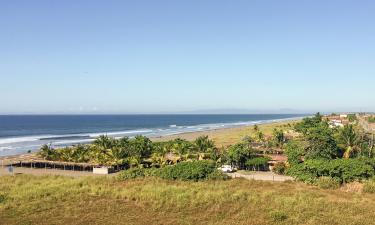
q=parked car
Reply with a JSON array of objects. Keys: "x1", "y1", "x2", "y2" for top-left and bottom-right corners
[{"x1": 219, "y1": 165, "x2": 236, "y2": 173}]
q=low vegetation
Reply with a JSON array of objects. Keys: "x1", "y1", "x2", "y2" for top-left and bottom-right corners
[
  {"x1": 118, "y1": 161, "x2": 229, "y2": 181},
  {"x1": 1, "y1": 175, "x2": 375, "y2": 225}
]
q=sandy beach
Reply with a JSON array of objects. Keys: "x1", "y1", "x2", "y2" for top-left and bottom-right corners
[{"x1": 151, "y1": 118, "x2": 299, "y2": 147}]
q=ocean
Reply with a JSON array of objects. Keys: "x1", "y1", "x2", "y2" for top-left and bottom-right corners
[{"x1": 0, "y1": 114, "x2": 305, "y2": 156}]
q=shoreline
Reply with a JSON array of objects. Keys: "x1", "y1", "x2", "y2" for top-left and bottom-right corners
[{"x1": 0, "y1": 118, "x2": 300, "y2": 163}]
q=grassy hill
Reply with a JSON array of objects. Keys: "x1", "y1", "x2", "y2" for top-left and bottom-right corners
[{"x1": 1, "y1": 175, "x2": 374, "y2": 225}]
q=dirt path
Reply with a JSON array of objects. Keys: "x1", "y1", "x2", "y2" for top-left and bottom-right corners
[{"x1": 229, "y1": 171, "x2": 294, "y2": 182}]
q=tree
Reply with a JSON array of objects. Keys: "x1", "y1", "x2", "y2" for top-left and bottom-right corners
[
  {"x1": 128, "y1": 135, "x2": 153, "y2": 158},
  {"x1": 304, "y1": 122, "x2": 338, "y2": 160},
  {"x1": 294, "y1": 112, "x2": 322, "y2": 135},
  {"x1": 285, "y1": 141, "x2": 304, "y2": 165},
  {"x1": 273, "y1": 128, "x2": 286, "y2": 148},
  {"x1": 242, "y1": 135, "x2": 254, "y2": 149},
  {"x1": 337, "y1": 125, "x2": 360, "y2": 159},
  {"x1": 225, "y1": 143, "x2": 255, "y2": 169},
  {"x1": 94, "y1": 135, "x2": 115, "y2": 150},
  {"x1": 194, "y1": 136, "x2": 215, "y2": 153},
  {"x1": 39, "y1": 144, "x2": 55, "y2": 160},
  {"x1": 171, "y1": 138, "x2": 194, "y2": 155},
  {"x1": 245, "y1": 157, "x2": 270, "y2": 171}
]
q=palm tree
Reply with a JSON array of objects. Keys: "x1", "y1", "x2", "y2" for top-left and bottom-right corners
[
  {"x1": 171, "y1": 138, "x2": 193, "y2": 155},
  {"x1": 39, "y1": 144, "x2": 55, "y2": 160},
  {"x1": 242, "y1": 135, "x2": 254, "y2": 150},
  {"x1": 338, "y1": 124, "x2": 359, "y2": 159},
  {"x1": 273, "y1": 128, "x2": 286, "y2": 148},
  {"x1": 93, "y1": 135, "x2": 115, "y2": 150},
  {"x1": 194, "y1": 135, "x2": 215, "y2": 152}
]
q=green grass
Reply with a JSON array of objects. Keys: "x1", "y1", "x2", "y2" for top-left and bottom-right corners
[{"x1": 1, "y1": 175, "x2": 375, "y2": 225}]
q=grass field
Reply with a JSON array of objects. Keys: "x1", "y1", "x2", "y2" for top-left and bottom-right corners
[{"x1": 1, "y1": 175, "x2": 375, "y2": 225}]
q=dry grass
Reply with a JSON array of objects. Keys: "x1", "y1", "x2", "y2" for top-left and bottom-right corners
[{"x1": 1, "y1": 175, "x2": 375, "y2": 225}]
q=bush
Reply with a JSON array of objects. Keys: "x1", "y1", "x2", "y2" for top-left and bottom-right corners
[
  {"x1": 286, "y1": 159, "x2": 375, "y2": 184},
  {"x1": 316, "y1": 177, "x2": 340, "y2": 189},
  {"x1": 363, "y1": 180, "x2": 375, "y2": 193},
  {"x1": 273, "y1": 162, "x2": 287, "y2": 175},
  {"x1": 157, "y1": 160, "x2": 216, "y2": 181},
  {"x1": 286, "y1": 163, "x2": 317, "y2": 183}
]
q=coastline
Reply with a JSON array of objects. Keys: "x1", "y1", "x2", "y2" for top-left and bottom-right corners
[
  {"x1": 0, "y1": 118, "x2": 300, "y2": 164},
  {"x1": 150, "y1": 118, "x2": 300, "y2": 147}
]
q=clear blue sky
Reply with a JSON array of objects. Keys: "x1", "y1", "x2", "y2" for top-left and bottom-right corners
[{"x1": 1, "y1": 0, "x2": 374, "y2": 114}]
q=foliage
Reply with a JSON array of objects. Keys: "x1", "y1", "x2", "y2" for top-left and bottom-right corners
[
  {"x1": 294, "y1": 113, "x2": 322, "y2": 135},
  {"x1": 286, "y1": 163, "x2": 317, "y2": 183},
  {"x1": 304, "y1": 121, "x2": 339, "y2": 160},
  {"x1": 285, "y1": 141, "x2": 304, "y2": 165},
  {"x1": 347, "y1": 114, "x2": 357, "y2": 122},
  {"x1": 194, "y1": 135, "x2": 215, "y2": 153},
  {"x1": 157, "y1": 160, "x2": 217, "y2": 181},
  {"x1": 272, "y1": 128, "x2": 286, "y2": 148},
  {"x1": 225, "y1": 143, "x2": 254, "y2": 169},
  {"x1": 245, "y1": 157, "x2": 270, "y2": 171},
  {"x1": 117, "y1": 161, "x2": 228, "y2": 181},
  {"x1": 273, "y1": 162, "x2": 287, "y2": 175},
  {"x1": 316, "y1": 177, "x2": 340, "y2": 189},
  {"x1": 337, "y1": 125, "x2": 360, "y2": 159},
  {"x1": 39, "y1": 144, "x2": 56, "y2": 160},
  {"x1": 287, "y1": 159, "x2": 374, "y2": 183}
]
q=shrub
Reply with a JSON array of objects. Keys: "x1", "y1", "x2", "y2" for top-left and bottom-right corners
[
  {"x1": 206, "y1": 170, "x2": 230, "y2": 181},
  {"x1": 363, "y1": 180, "x2": 375, "y2": 193},
  {"x1": 273, "y1": 162, "x2": 287, "y2": 175},
  {"x1": 286, "y1": 159, "x2": 374, "y2": 184},
  {"x1": 286, "y1": 163, "x2": 317, "y2": 183},
  {"x1": 157, "y1": 160, "x2": 216, "y2": 181},
  {"x1": 316, "y1": 177, "x2": 340, "y2": 189}
]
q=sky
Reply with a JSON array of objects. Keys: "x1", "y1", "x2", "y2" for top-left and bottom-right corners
[{"x1": 0, "y1": 0, "x2": 374, "y2": 114}]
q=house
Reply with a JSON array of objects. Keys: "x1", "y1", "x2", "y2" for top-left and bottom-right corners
[
  {"x1": 323, "y1": 114, "x2": 349, "y2": 128},
  {"x1": 329, "y1": 119, "x2": 344, "y2": 128}
]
